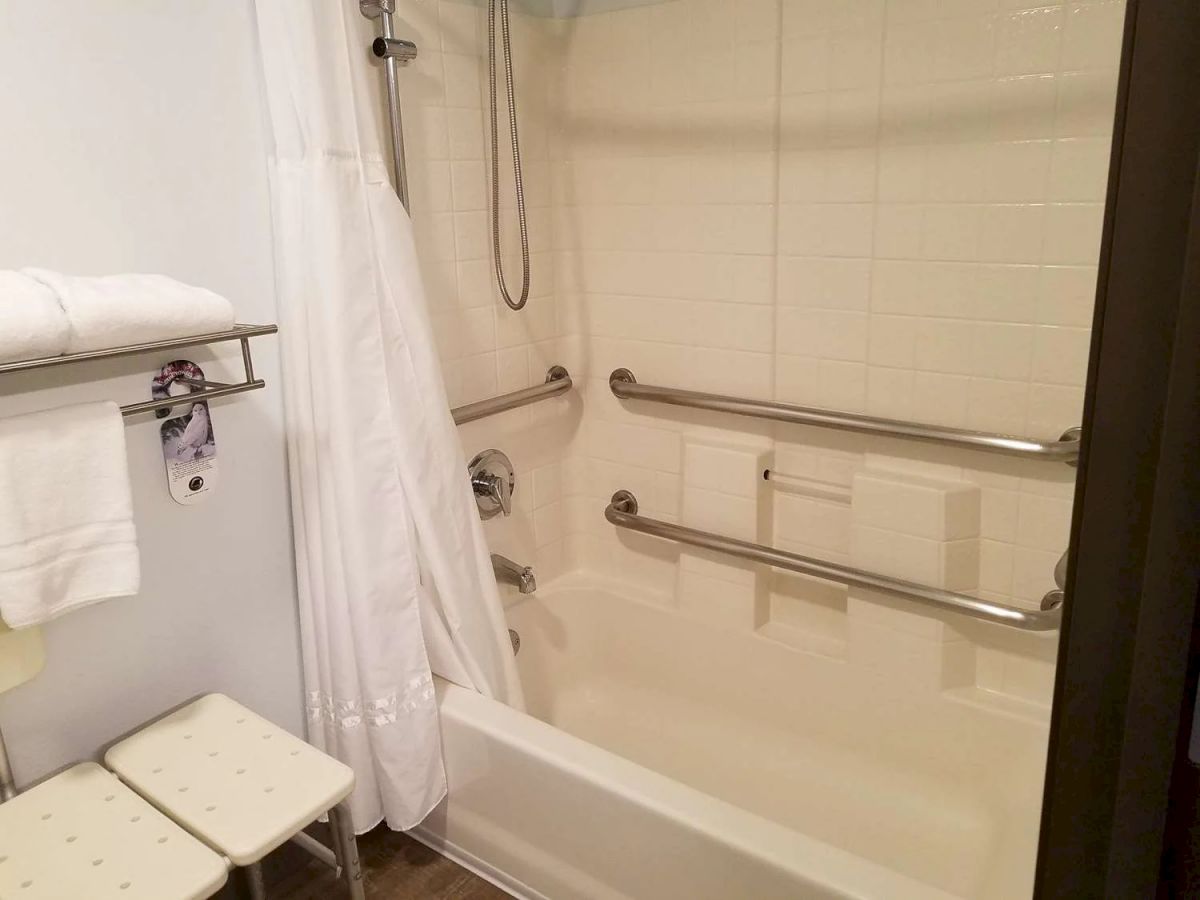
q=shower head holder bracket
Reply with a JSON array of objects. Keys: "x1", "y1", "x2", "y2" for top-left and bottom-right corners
[{"x1": 359, "y1": 0, "x2": 395, "y2": 18}]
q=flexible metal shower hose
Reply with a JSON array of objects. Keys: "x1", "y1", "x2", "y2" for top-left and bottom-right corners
[{"x1": 488, "y1": 0, "x2": 531, "y2": 311}]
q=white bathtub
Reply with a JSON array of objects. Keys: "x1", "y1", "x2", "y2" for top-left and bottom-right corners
[{"x1": 413, "y1": 577, "x2": 1048, "y2": 899}]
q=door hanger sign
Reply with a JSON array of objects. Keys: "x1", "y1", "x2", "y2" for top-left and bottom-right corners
[{"x1": 152, "y1": 360, "x2": 218, "y2": 505}]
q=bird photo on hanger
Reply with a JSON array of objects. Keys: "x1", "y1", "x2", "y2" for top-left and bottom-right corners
[
  {"x1": 152, "y1": 360, "x2": 217, "y2": 463},
  {"x1": 175, "y1": 402, "x2": 212, "y2": 460}
]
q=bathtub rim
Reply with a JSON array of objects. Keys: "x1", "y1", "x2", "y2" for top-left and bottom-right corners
[{"x1": 418, "y1": 676, "x2": 961, "y2": 900}]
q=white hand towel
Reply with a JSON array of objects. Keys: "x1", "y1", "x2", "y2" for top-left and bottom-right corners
[
  {"x1": 22, "y1": 269, "x2": 236, "y2": 353},
  {"x1": 0, "y1": 401, "x2": 140, "y2": 628},
  {"x1": 0, "y1": 270, "x2": 70, "y2": 363}
]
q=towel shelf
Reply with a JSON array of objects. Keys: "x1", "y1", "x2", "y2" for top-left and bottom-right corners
[
  {"x1": 610, "y1": 368, "x2": 1081, "y2": 463},
  {"x1": 0, "y1": 324, "x2": 278, "y2": 416},
  {"x1": 605, "y1": 490, "x2": 1063, "y2": 632}
]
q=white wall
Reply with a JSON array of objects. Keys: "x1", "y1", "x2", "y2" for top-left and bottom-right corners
[
  {"x1": 546, "y1": 0, "x2": 1125, "y2": 709},
  {"x1": 0, "y1": 2, "x2": 302, "y2": 785}
]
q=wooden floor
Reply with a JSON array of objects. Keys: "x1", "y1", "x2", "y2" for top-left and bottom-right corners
[{"x1": 274, "y1": 826, "x2": 511, "y2": 899}]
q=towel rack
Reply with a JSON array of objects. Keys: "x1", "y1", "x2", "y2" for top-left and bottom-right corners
[
  {"x1": 452, "y1": 365, "x2": 572, "y2": 425},
  {"x1": 610, "y1": 369, "x2": 1081, "y2": 463},
  {"x1": 605, "y1": 490, "x2": 1063, "y2": 632},
  {"x1": 0, "y1": 324, "x2": 278, "y2": 417}
]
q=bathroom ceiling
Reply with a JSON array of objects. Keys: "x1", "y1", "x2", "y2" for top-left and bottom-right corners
[{"x1": 518, "y1": 0, "x2": 663, "y2": 17}]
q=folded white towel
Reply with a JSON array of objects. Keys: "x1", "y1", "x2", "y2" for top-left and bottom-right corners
[
  {"x1": 0, "y1": 271, "x2": 70, "y2": 363},
  {"x1": 0, "y1": 401, "x2": 140, "y2": 628},
  {"x1": 23, "y1": 269, "x2": 236, "y2": 352}
]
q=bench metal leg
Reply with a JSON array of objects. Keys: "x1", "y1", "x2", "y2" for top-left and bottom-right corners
[
  {"x1": 0, "y1": 723, "x2": 18, "y2": 802},
  {"x1": 245, "y1": 862, "x2": 267, "y2": 900},
  {"x1": 327, "y1": 804, "x2": 366, "y2": 900}
]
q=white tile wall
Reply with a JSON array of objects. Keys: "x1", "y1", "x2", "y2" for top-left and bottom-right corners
[
  {"x1": 395, "y1": 1, "x2": 1120, "y2": 709},
  {"x1": 533, "y1": 0, "x2": 1123, "y2": 709},
  {"x1": 677, "y1": 435, "x2": 772, "y2": 626},
  {"x1": 852, "y1": 470, "x2": 980, "y2": 541}
]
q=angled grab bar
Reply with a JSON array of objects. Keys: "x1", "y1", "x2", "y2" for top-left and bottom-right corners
[
  {"x1": 452, "y1": 366, "x2": 572, "y2": 425},
  {"x1": 610, "y1": 369, "x2": 1080, "y2": 463},
  {"x1": 605, "y1": 490, "x2": 1063, "y2": 632}
]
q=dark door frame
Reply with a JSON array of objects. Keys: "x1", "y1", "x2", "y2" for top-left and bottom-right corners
[{"x1": 1035, "y1": 1, "x2": 1200, "y2": 896}]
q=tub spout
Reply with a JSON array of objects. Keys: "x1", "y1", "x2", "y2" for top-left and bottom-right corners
[{"x1": 492, "y1": 554, "x2": 536, "y2": 594}]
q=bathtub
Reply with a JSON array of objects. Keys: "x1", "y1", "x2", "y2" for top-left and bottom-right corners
[{"x1": 412, "y1": 576, "x2": 1048, "y2": 899}]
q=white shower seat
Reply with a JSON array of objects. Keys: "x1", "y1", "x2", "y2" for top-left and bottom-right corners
[
  {"x1": 0, "y1": 761, "x2": 228, "y2": 899},
  {"x1": 105, "y1": 693, "x2": 362, "y2": 899}
]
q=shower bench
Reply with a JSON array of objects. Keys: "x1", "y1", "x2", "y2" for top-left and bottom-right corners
[{"x1": 0, "y1": 693, "x2": 363, "y2": 899}]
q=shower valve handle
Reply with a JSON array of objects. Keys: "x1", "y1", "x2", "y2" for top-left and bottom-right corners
[
  {"x1": 468, "y1": 449, "x2": 515, "y2": 520},
  {"x1": 473, "y1": 471, "x2": 512, "y2": 517}
]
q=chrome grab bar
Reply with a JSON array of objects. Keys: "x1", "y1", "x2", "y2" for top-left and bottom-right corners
[
  {"x1": 610, "y1": 369, "x2": 1080, "y2": 463},
  {"x1": 452, "y1": 366, "x2": 572, "y2": 425},
  {"x1": 605, "y1": 490, "x2": 1063, "y2": 632}
]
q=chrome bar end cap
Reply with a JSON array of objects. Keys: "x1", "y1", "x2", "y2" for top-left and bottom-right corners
[{"x1": 609, "y1": 490, "x2": 638, "y2": 515}]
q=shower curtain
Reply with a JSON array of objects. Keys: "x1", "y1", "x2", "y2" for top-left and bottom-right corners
[{"x1": 253, "y1": 1, "x2": 523, "y2": 831}]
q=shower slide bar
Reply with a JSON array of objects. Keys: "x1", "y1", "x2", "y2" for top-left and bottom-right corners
[
  {"x1": 610, "y1": 369, "x2": 1081, "y2": 463},
  {"x1": 451, "y1": 366, "x2": 572, "y2": 425},
  {"x1": 0, "y1": 324, "x2": 277, "y2": 417},
  {"x1": 605, "y1": 490, "x2": 1064, "y2": 632},
  {"x1": 360, "y1": 0, "x2": 418, "y2": 211}
]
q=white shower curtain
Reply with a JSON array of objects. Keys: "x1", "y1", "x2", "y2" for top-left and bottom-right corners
[{"x1": 253, "y1": 1, "x2": 523, "y2": 832}]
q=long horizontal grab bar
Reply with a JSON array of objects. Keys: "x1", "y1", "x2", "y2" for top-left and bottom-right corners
[
  {"x1": 605, "y1": 490, "x2": 1062, "y2": 632},
  {"x1": 610, "y1": 369, "x2": 1080, "y2": 462},
  {"x1": 452, "y1": 366, "x2": 572, "y2": 425}
]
